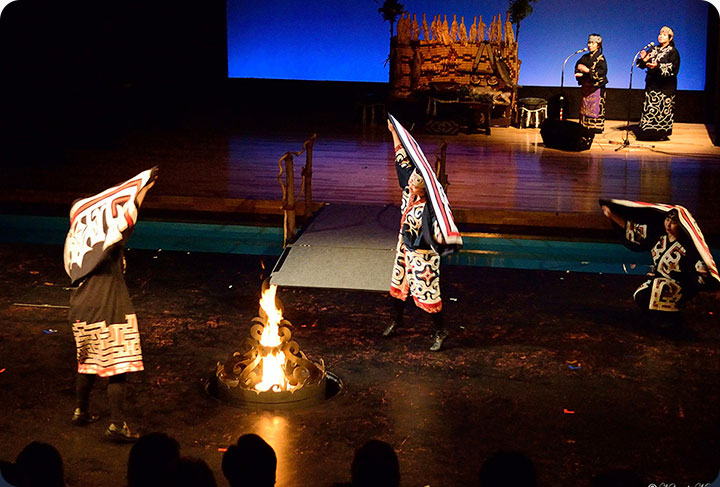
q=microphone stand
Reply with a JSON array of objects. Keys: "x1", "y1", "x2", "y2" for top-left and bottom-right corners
[
  {"x1": 613, "y1": 49, "x2": 655, "y2": 151},
  {"x1": 559, "y1": 50, "x2": 585, "y2": 120}
]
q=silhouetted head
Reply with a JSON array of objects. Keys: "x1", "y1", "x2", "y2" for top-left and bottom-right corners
[
  {"x1": 0, "y1": 460, "x2": 19, "y2": 487},
  {"x1": 175, "y1": 457, "x2": 217, "y2": 487},
  {"x1": 478, "y1": 451, "x2": 536, "y2": 487},
  {"x1": 127, "y1": 432, "x2": 181, "y2": 487},
  {"x1": 222, "y1": 434, "x2": 277, "y2": 487},
  {"x1": 351, "y1": 439, "x2": 399, "y2": 487},
  {"x1": 15, "y1": 441, "x2": 64, "y2": 487}
]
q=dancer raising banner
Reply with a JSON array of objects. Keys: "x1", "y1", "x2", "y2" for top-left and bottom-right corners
[
  {"x1": 601, "y1": 198, "x2": 718, "y2": 327},
  {"x1": 384, "y1": 115, "x2": 462, "y2": 351},
  {"x1": 64, "y1": 167, "x2": 157, "y2": 442},
  {"x1": 388, "y1": 113, "x2": 462, "y2": 253}
]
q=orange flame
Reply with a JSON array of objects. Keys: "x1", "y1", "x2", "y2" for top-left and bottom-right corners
[{"x1": 255, "y1": 285, "x2": 289, "y2": 392}]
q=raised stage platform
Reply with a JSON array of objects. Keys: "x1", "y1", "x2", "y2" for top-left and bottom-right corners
[
  {"x1": 1, "y1": 118, "x2": 719, "y2": 242},
  {"x1": 270, "y1": 204, "x2": 399, "y2": 291}
]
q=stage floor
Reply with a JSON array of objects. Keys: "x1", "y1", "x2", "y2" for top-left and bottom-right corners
[
  {"x1": 2, "y1": 118, "x2": 720, "y2": 240},
  {"x1": 0, "y1": 243, "x2": 718, "y2": 486},
  {"x1": 1, "y1": 116, "x2": 720, "y2": 485}
]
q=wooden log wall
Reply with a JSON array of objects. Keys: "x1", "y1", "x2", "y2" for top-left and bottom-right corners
[{"x1": 390, "y1": 12, "x2": 521, "y2": 103}]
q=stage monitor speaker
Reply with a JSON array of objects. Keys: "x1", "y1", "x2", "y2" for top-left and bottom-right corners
[{"x1": 540, "y1": 119, "x2": 594, "y2": 151}]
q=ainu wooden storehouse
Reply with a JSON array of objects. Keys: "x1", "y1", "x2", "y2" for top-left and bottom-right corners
[{"x1": 389, "y1": 12, "x2": 521, "y2": 131}]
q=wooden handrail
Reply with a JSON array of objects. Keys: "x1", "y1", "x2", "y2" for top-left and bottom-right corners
[
  {"x1": 300, "y1": 134, "x2": 317, "y2": 215},
  {"x1": 278, "y1": 134, "x2": 317, "y2": 247}
]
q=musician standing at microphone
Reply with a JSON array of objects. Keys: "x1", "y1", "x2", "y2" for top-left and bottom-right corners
[
  {"x1": 574, "y1": 33, "x2": 608, "y2": 133},
  {"x1": 636, "y1": 26, "x2": 680, "y2": 141}
]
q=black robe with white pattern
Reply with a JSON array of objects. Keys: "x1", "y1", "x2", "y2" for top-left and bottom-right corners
[{"x1": 637, "y1": 44, "x2": 680, "y2": 140}]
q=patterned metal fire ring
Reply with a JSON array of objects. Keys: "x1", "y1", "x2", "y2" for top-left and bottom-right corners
[{"x1": 205, "y1": 371, "x2": 342, "y2": 410}]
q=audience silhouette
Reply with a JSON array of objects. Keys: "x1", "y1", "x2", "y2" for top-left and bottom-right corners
[
  {"x1": 222, "y1": 433, "x2": 277, "y2": 487},
  {"x1": 175, "y1": 456, "x2": 217, "y2": 487},
  {"x1": 14, "y1": 441, "x2": 65, "y2": 487},
  {"x1": 127, "y1": 432, "x2": 181, "y2": 487},
  {"x1": 350, "y1": 439, "x2": 400, "y2": 487},
  {"x1": 0, "y1": 435, "x2": 686, "y2": 487},
  {"x1": 0, "y1": 460, "x2": 18, "y2": 487}
]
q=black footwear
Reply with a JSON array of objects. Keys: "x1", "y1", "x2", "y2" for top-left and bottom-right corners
[
  {"x1": 104, "y1": 422, "x2": 139, "y2": 443},
  {"x1": 429, "y1": 329, "x2": 449, "y2": 352},
  {"x1": 382, "y1": 321, "x2": 400, "y2": 337},
  {"x1": 71, "y1": 408, "x2": 100, "y2": 426}
]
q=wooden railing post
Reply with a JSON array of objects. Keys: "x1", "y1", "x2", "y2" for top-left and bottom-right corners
[
  {"x1": 301, "y1": 134, "x2": 317, "y2": 217},
  {"x1": 278, "y1": 152, "x2": 296, "y2": 247},
  {"x1": 278, "y1": 134, "x2": 317, "y2": 247},
  {"x1": 435, "y1": 141, "x2": 449, "y2": 193}
]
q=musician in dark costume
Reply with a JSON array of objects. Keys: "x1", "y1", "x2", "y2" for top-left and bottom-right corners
[
  {"x1": 383, "y1": 119, "x2": 462, "y2": 351},
  {"x1": 574, "y1": 33, "x2": 608, "y2": 133},
  {"x1": 600, "y1": 199, "x2": 719, "y2": 327},
  {"x1": 64, "y1": 168, "x2": 157, "y2": 442},
  {"x1": 636, "y1": 26, "x2": 680, "y2": 141}
]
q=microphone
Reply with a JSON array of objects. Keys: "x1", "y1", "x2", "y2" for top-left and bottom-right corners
[
  {"x1": 641, "y1": 41, "x2": 655, "y2": 51},
  {"x1": 561, "y1": 47, "x2": 589, "y2": 93}
]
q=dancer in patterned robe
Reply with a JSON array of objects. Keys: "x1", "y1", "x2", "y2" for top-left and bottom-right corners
[
  {"x1": 636, "y1": 26, "x2": 680, "y2": 141},
  {"x1": 383, "y1": 119, "x2": 462, "y2": 351},
  {"x1": 575, "y1": 33, "x2": 608, "y2": 133},
  {"x1": 600, "y1": 199, "x2": 719, "y2": 327},
  {"x1": 64, "y1": 167, "x2": 157, "y2": 441}
]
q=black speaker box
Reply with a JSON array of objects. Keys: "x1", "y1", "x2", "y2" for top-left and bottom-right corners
[{"x1": 540, "y1": 119, "x2": 594, "y2": 151}]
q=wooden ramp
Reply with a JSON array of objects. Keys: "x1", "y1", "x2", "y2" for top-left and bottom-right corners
[{"x1": 270, "y1": 204, "x2": 399, "y2": 291}]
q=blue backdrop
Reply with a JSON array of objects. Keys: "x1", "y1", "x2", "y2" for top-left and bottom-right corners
[{"x1": 227, "y1": 0, "x2": 712, "y2": 90}]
